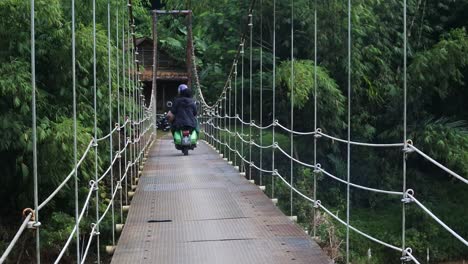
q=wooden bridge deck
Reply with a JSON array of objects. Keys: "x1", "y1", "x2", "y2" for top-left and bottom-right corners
[{"x1": 111, "y1": 137, "x2": 330, "y2": 264}]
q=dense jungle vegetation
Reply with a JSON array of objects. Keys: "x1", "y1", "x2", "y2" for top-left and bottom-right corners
[{"x1": 0, "y1": 0, "x2": 467, "y2": 263}]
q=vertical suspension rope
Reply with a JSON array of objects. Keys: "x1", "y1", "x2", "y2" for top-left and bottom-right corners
[
  {"x1": 402, "y1": 0, "x2": 408, "y2": 258},
  {"x1": 123, "y1": 21, "x2": 128, "y2": 206},
  {"x1": 241, "y1": 40, "x2": 245, "y2": 173},
  {"x1": 107, "y1": 0, "x2": 116, "y2": 246},
  {"x1": 312, "y1": 0, "x2": 318, "y2": 238},
  {"x1": 116, "y1": 0, "x2": 123, "y2": 223},
  {"x1": 272, "y1": 0, "x2": 276, "y2": 199},
  {"x1": 289, "y1": 0, "x2": 294, "y2": 217},
  {"x1": 249, "y1": 12, "x2": 253, "y2": 181},
  {"x1": 128, "y1": 26, "x2": 133, "y2": 190},
  {"x1": 346, "y1": 0, "x2": 352, "y2": 262},
  {"x1": 30, "y1": 0, "x2": 40, "y2": 262},
  {"x1": 234, "y1": 62, "x2": 238, "y2": 167},
  {"x1": 71, "y1": 0, "x2": 80, "y2": 260},
  {"x1": 130, "y1": 44, "x2": 134, "y2": 187},
  {"x1": 219, "y1": 102, "x2": 222, "y2": 150},
  {"x1": 136, "y1": 56, "x2": 141, "y2": 169},
  {"x1": 134, "y1": 49, "x2": 137, "y2": 182},
  {"x1": 218, "y1": 103, "x2": 221, "y2": 150},
  {"x1": 215, "y1": 104, "x2": 218, "y2": 148},
  {"x1": 132, "y1": 46, "x2": 136, "y2": 187},
  {"x1": 92, "y1": 0, "x2": 101, "y2": 261},
  {"x1": 228, "y1": 79, "x2": 232, "y2": 162},
  {"x1": 259, "y1": 0, "x2": 263, "y2": 186},
  {"x1": 224, "y1": 91, "x2": 227, "y2": 156},
  {"x1": 152, "y1": 11, "x2": 158, "y2": 143}
]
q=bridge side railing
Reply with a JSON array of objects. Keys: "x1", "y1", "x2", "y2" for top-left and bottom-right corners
[
  {"x1": 191, "y1": 0, "x2": 468, "y2": 263},
  {"x1": 0, "y1": 0, "x2": 156, "y2": 263}
]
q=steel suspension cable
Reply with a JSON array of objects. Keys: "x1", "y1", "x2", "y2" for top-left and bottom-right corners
[
  {"x1": 241, "y1": 40, "x2": 245, "y2": 173},
  {"x1": 259, "y1": 0, "x2": 263, "y2": 186},
  {"x1": 346, "y1": 0, "x2": 352, "y2": 262},
  {"x1": 30, "y1": 0, "x2": 40, "y2": 262},
  {"x1": 290, "y1": 0, "x2": 294, "y2": 217},
  {"x1": 228, "y1": 80, "x2": 232, "y2": 163},
  {"x1": 130, "y1": 44, "x2": 135, "y2": 190},
  {"x1": 116, "y1": 0, "x2": 123, "y2": 223},
  {"x1": 234, "y1": 62, "x2": 238, "y2": 168},
  {"x1": 107, "y1": 0, "x2": 116, "y2": 246},
  {"x1": 312, "y1": 0, "x2": 319, "y2": 239},
  {"x1": 272, "y1": 0, "x2": 276, "y2": 199},
  {"x1": 127, "y1": 26, "x2": 133, "y2": 195},
  {"x1": 402, "y1": 0, "x2": 408, "y2": 258},
  {"x1": 71, "y1": 0, "x2": 80, "y2": 260},
  {"x1": 123, "y1": 19, "x2": 128, "y2": 206},
  {"x1": 224, "y1": 92, "x2": 227, "y2": 156},
  {"x1": 249, "y1": 12, "x2": 253, "y2": 181},
  {"x1": 312, "y1": 0, "x2": 318, "y2": 238},
  {"x1": 92, "y1": 0, "x2": 101, "y2": 261}
]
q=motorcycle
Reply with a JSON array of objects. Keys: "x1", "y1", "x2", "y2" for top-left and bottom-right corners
[
  {"x1": 173, "y1": 128, "x2": 198, "y2": 156},
  {"x1": 165, "y1": 100, "x2": 199, "y2": 156},
  {"x1": 156, "y1": 113, "x2": 171, "y2": 131}
]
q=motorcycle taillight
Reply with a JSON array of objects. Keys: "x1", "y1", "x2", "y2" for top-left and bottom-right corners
[{"x1": 182, "y1": 130, "x2": 190, "y2": 136}]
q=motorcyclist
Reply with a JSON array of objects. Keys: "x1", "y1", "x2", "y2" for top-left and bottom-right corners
[{"x1": 167, "y1": 84, "x2": 198, "y2": 133}]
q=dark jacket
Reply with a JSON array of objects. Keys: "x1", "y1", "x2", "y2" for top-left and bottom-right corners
[{"x1": 171, "y1": 97, "x2": 198, "y2": 129}]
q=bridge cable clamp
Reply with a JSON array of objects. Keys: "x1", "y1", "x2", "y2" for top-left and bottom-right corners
[
  {"x1": 89, "y1": 180, "x2": 98, "y2": 191},
  {"x1": 23, "y1": 208, "x2": 41, "y2": 229},
  {"x1": 313, "y1": 163, "x2": 322, "y2": 174},
  {"x1": 250, "y1": 120, "x2": 255, "y2": 127},
  {"x1": 273, "y1": 142, "x2": 279, "y2": 149},
  {"x1": 91, "y1": 223, "x2": 100, "y2": 236},
  {"x1": 115, "y1": 123, "x2": 121, "y2": 132},
  {"x1": 401, "y1": 189, "x2": 414, "y2": 204},
  {"x1": 273, "y1": 119, "x2": 279, "y2": 127},
  {"x1": 400, "y1": 248, "x2": 414, "y2": 262},
  {"x1": 115, "y1": 151, "x2": 121, "y2": 159},
  {"x1": 314, "y1": 128, "x2": 322, "y2": 139},
  {"x1": 116, "y1": 181, "x2": 122, "y2": 190},
  {"x1": 402, "y1": 139, "x2": 414, "y2": 154},
  {"x1": 313, "y1": 200, "x2": 322, "y2": 209},
  {"x1": 92, "y1": 138, "x2": 98, "y2": 147}
]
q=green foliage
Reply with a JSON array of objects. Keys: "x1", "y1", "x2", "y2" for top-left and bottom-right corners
[
  {"x1": 277, "y1": 60, "x2": 344, "y2": 111},
  {"x1": 0, "y1": 0, "x2": 143, "y2": 261},
  {"x1": 414, "y1": 118, "x2": 468, "y2": 178},
  {"x1": 410, "y1": 28, "x2": 468, "y2": 99}
]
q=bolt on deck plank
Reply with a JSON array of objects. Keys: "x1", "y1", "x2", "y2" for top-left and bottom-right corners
[{"x1": 111, "y1": 138, "x2": 330, "y2": 264}]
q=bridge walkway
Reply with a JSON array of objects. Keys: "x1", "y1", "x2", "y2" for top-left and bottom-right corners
[{"x1": 111, "y1": 137, "x2": 330, "y2": 264}]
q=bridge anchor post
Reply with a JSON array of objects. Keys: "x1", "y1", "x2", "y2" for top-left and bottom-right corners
[
  {"x1": 105, "y1": 245, "x2": 116, "y2": 255},
  {"x1": 271, "y1": 198, "x2": 278, "y2": 205}
]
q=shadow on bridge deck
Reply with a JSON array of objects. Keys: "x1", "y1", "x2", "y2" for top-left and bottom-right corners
[{"x1": 111, "y1": 138, "x2": 330, "y2": 264}]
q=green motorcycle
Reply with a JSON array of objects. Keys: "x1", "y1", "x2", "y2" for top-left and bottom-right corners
[{"x1": 173, "y1": 128, "x2": 198, "y2": 155}]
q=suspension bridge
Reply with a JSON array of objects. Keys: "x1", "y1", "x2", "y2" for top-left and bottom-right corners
[{"x1": 1, "y1": 0, "x2": 467, "y2": 263}]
